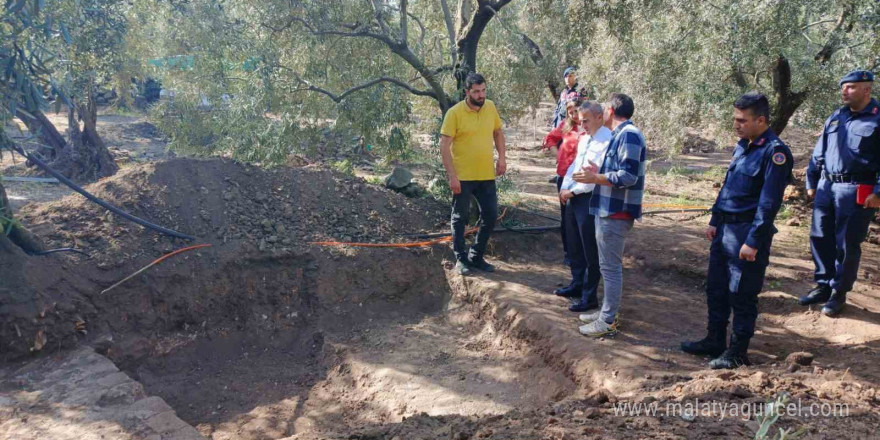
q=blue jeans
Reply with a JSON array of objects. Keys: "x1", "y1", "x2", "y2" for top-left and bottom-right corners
[
  {"x1": 451, "y1": 180, "x2": 498, "y2": 263},
  {"x1": 596, "y1": 217, "x2": 634, "y2": 323}
]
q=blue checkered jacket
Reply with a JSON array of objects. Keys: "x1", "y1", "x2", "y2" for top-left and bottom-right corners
[{"x1": 589, "y1": 121, "x2": 647, "y2": 219}]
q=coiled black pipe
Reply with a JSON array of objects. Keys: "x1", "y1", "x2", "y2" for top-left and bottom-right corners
[{"x1": 10, "y1": 145, "x2": 196, "y2": 241}]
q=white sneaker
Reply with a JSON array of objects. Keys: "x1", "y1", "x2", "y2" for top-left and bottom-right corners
[
  {"x1": 579, "y1": 318, "x2": 618, "y2": 337},
  {"x1": 579, "y1": 311, "x2": 601, "y2": 322}
]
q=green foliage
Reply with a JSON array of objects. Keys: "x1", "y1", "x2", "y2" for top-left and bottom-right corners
[
  {"x1": 0, "y1": 180, "x2": 20, "y2": 236},
  {"x1": 754, "y1": 392, "x2": 807, "y2": 440},
  {"x1": 6, "y1": 0, "x2": 878, "y2": 175},
  {"x1": 363, "y1": 175, "x2": 384, "y2": 186},
  {"x1": 426, "y1": 174, "x2": 452, "y2": 203},
  {"x1": 497, "y1": 169, "x2": 523, "y2": 207},
  {"x1": 664, "y1": 165, "x2": 702, "y2": 177},
  {"x1": 704, "y1": 166, "x2": 729, "y2": 180},
  {"x1": 333, "y1": 158, "x2": 354, "y2": 175},
  {"x1": 666, "y1": 195, "x2": 706, "y2": 206},
  {"x1": 538, "y1": 0, "x2": 880, "y2": 154},
  {"x1": 1, "y1": 0, "x2": 57, "y2": 123},
  {"x1": 149, "y1": 95, "x2": 325, "y2": 166},
  {"x1": 776, "y1": 204, "x2": 794, "y2": 221},
  {"x1": 380, "y1": 126, "x2": 412, "y2": 164}
]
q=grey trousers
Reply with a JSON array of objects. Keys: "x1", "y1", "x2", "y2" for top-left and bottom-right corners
[{"x1": 596, "y1": 217, "x2": 634, "y2": 324}]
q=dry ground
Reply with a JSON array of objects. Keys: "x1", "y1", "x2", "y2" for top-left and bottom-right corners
[{"x1": 1, "y1": 105, "x2": 879, "y2": 440}]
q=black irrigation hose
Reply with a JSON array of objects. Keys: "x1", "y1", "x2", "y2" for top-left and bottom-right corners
[
  {"x1": 10, "y1": 145, "x2": 196, "y2": 241},
  {"x1": 496, "y1": 225, "x2": 560, "y2": 234},
  {"x1": 508, "y1": 205, "x2": 561, "y2": 223},
  {"x1": 32, "y1": 247, "x2": 92, "y2": 258},
  {"x1": 402, "y1": 209, "x2": 708, "y2": 239}
]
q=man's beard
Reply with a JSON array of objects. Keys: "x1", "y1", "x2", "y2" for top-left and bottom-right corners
[{"x1": 467, "y1": 96, "x2": 484, "y2": 108}]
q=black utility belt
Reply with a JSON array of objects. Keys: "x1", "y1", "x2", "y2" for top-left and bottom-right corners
[
  {"x1": 716, "y1": 210, "x2": 756, "y2": 224},
  {"x1": 822, "y1": 171, "x2": 878, "y2": 184}
]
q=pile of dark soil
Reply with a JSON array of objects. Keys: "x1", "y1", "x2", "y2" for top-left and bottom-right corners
[
  {"x1": 19, "y1": 158, "x2": 447, "y2": 265},
  {"x1": 3, "y1": 158, "x2": 450, "y2": 362}
]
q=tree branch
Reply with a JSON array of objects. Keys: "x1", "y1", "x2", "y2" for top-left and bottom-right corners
[
  {"x1": 439, "y1": 0, "x2": 458, "y2": 66},
  {"x1": 263, "y1": 16, "x2": 393, "y2": 45},
  {"x1": 268, "y1": 6, "x2": 453, "y2": 112},
  {"x1": 291, "y1": 74, "x2": 437, "y2": 102},
  {"x1": 801, "y1": 18, "x2": 838, "y2": 30},
  {"x1": 399, "y1": 0, "x2": 408, "y2": 44},
  {"x1": 370, "y1": 0, "x2": 394, "y2": 37},
  {"x1": 814, "y1": 3, "x2": 856, "y2": 64},
  {"x1": 483, "y1": 5, "x2": 547, "y2": 67}
]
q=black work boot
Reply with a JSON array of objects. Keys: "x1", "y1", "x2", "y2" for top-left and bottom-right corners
[
  {"x1": 681, "y1": 327, "x2": 727, "y2": 357},
  {"x1": 821, "y1": 290, "x2": 847, "y2": 317},
  {"x1": 553, "y1": 283, "x2": 583, "y2": 298},
  {"x1": 568, "y1": 298, "x2": 599, "y2": 312},
  {"x1": 798, "y1": 285, "x2": 831, "y2": 306},
  {"x1": 709, "y1": 334, "x2": 752, "y2": 369},
  {"x1": 469, "y1": 257, "x2": 495, "y2": 273}
]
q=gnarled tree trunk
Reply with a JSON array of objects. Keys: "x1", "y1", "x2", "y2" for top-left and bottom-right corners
[
  {"x1": 16, "y1": 108, "x2": 66, "y2": 161},
  {"x1": 0, "y1": 171, "x2": 43, "y2": 254},
  {"x1": 770, "y1": 56, "x2": 808, "y2": 135},
  {"x1": 454, "y1": 0, "x2": 513, "y2": 98},
  {"x1": 49, "y1": 81, "x2": 119, "y2": 182}
]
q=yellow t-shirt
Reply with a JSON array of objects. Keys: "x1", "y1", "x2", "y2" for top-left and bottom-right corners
[{"x1": 440, "y1": 99, "x2": 502, "y2": 181}]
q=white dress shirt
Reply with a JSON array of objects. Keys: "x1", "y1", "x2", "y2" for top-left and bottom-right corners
[{"x1": 561, "y1": 126, "x2": 612, "y2": 195}]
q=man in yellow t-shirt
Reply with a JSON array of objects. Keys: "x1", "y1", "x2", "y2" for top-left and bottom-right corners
[{"x1": 439, "y1": 72, "x2": 507, "y2": 275}]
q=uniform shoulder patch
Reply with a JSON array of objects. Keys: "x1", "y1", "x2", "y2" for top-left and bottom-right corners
[{"x1": 772, "y1": 151, "x2": 787, "y2": 166}]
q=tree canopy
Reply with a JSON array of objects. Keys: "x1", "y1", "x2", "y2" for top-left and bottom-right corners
[{"x1": 2, "y1": 0, "x2": 879, "y2": 167}]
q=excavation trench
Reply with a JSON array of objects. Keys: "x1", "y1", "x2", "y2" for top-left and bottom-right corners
[{"x1": 106, "y1": 245, "x2": 576, "y2": 440}]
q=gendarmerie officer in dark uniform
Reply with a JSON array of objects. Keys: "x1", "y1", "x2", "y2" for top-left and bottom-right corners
[
  {"x1": 801, "y1": 70, "x2": 880, "y2": 316},
  {"x1": 681, "y1": 92, "x2": 793, "y2": 369}
]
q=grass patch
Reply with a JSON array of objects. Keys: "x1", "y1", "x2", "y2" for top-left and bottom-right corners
[
  {"x1": 776, "y1": 204, "x2": 794, "y2": 221},
  {"x1": 704, "y1": 165, "x2": 728, "y2": 179},
  {"x1": 664, "y1": 164, "x2": 702, "y2": 177},
  {"x1": 333, "y1": 159, "x2": 355, "y2": 175},
  {"x1": 665, "y1": 195, "x2": 705, "y2": 206},
  {"x1": 363, "y1": 175, "x2": 384, "y2": 186}
]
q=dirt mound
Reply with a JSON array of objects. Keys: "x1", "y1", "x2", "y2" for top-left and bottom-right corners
[
  {"x1": 20, "y1": 158, "x2": 446, "y2": 262},
  {"x1": 2, "y1": 158, "x2": 449, "y2": 362}
]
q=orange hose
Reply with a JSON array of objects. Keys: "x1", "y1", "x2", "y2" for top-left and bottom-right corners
[
  {"x1": 643, "y1": 203, "x2": 711, "y2": 210},
  {"x1": 150, "y1": 243, "x2": 212, "y2": 265},
  {"x1": 101, "y1": 243, "x2": 212, "y2": 294}
]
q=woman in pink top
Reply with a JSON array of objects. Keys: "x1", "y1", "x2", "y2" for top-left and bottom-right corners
[{"x1": 542, "y1": 99, "x2": 585, "y2": 265}]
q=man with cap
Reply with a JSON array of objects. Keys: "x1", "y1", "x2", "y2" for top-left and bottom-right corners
[
  {"x1": 681, "y1": 92, "x2": 793, "y2": 369},
  {"x1": 551, "y1": 67, "x2": 585, "y2": 128},
  {"x1": 800, "y1": 69, "x2": 880, "y2": 316}
]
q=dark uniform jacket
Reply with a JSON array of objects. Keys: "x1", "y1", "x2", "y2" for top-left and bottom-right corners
[
  {"x1": 710, "y1": 129, "x2": 794, "y2": 250},
  {"x1": 807, "y1": 98, "x2": 880, "y2": 193}
]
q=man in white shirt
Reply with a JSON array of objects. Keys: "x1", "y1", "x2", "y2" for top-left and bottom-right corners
[{"x1": 556, "y1": 101, "x2": 612, "y2": 312}]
